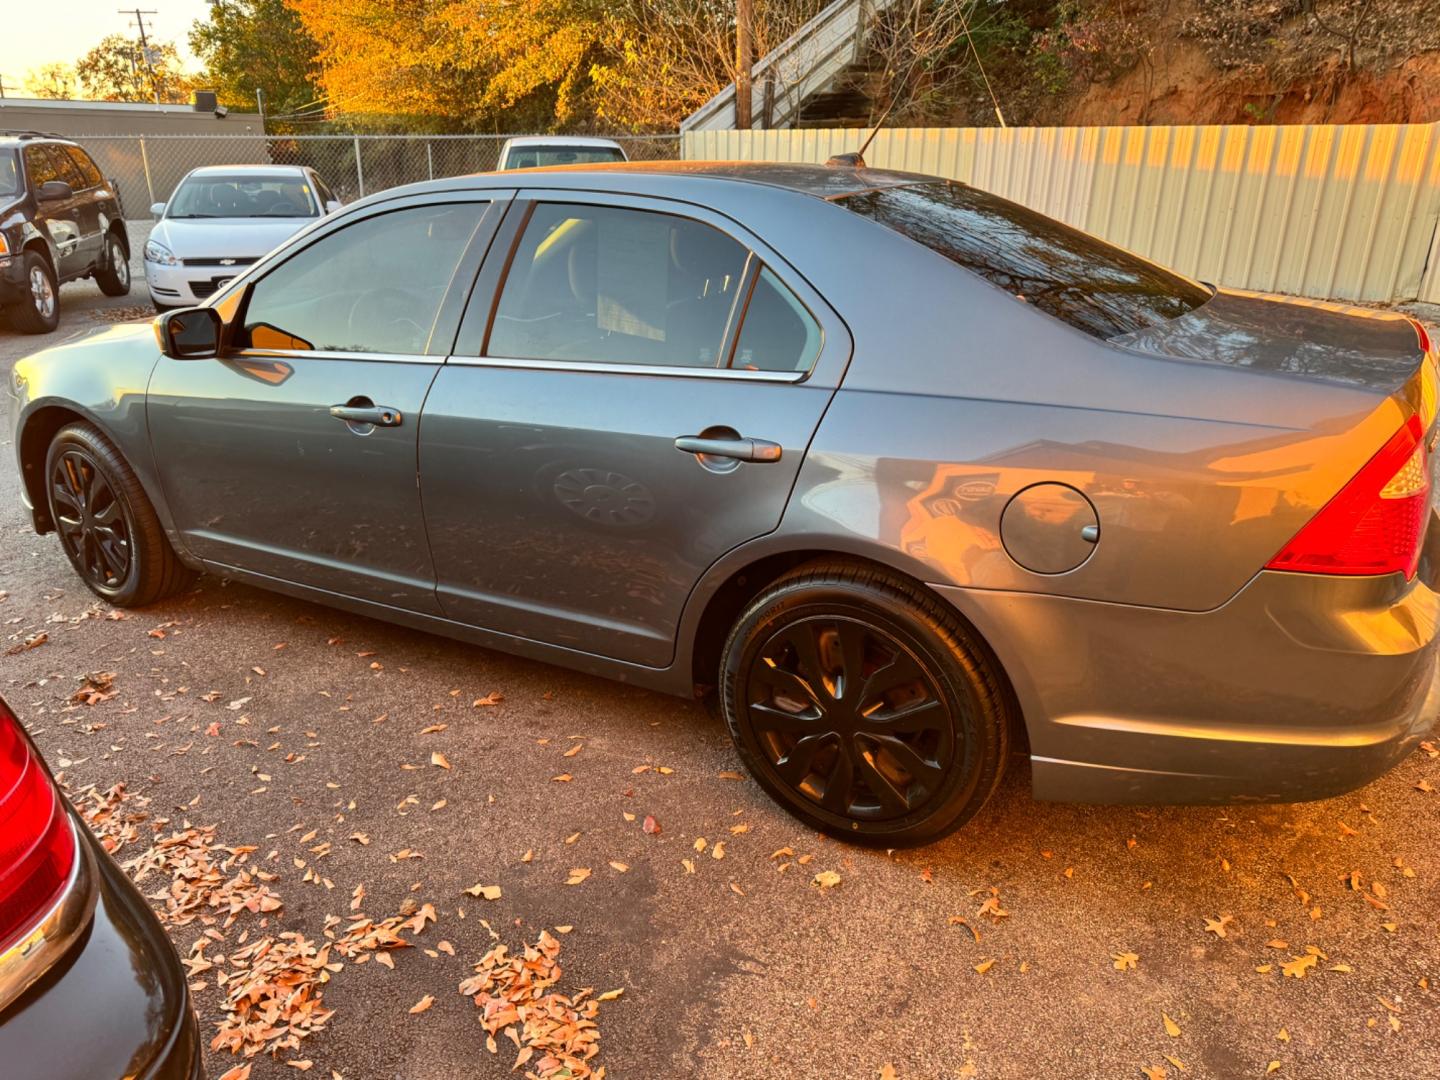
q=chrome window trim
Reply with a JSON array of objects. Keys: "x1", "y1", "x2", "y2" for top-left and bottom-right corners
[
  {"x1": 231, "y1": 347, "x2": 441, "y2": 366},
  {"x1": 0, "y1": 818, "x2": 97, "y2": 1012},
  {"x1": 447, "y1": 354, "x2": 808, "y2": 383}
]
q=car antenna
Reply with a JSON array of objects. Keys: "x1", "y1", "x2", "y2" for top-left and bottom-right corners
[{"x1": 826, "y1": 99, "x2": 895, "y2": 170}]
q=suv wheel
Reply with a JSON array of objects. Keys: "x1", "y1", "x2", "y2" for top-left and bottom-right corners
[
  {"x1": 95, "y1": 234, "x2": 131, "y2": 297},
  {"x1": 45, "y1": 423, "x2": 195, "y2": 606},
  {"x1": 720, "y1": 561, "x2": 1010, "y2": 847},
  {"x1": 6, "y1": 251, "x2": 59, "y2": 334}
]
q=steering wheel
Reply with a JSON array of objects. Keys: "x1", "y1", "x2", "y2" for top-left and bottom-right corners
[{"x1": 346, "y1": 288, "x2": 427, "y2": 349}]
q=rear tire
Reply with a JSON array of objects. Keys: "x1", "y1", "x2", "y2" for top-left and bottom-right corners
[
  {"x1": 720, "y1": 560, "x2": 1009, "y2": 847},
  {"x1": 6, "y1": 251, "x2": 59, "y2": 334},
  {"x1": 95, "y1": 233, "x2": 131, "y2": 297},
  {"x1": 45, "y1": 422, "x2": 195, "y2": 607}
]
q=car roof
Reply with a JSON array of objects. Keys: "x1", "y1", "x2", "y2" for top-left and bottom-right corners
[
  {"x1": 501, "y1": 135, "x2": 624, "y2": 149},
  {"x1": 423, "y1": 159, "x2": 935, "y2": 201},
  {"x1": 185, "y1": 164, "x2": 309, "y2": 177},
  {"x1": 0, "y1": 133, "x2": 79, "y2": 149}
]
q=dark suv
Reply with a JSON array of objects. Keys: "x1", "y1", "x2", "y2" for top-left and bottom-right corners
[{"x1": 0, "y1": 133, "x2": 131, "y2": 334}]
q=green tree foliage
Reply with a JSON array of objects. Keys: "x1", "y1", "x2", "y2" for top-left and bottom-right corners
[
  {"x1": 75, "y1": 33, "x2": 189, "y2": 103},
  {"x1": 189, "y1": 0, "x2": 323, "y2": 114}
]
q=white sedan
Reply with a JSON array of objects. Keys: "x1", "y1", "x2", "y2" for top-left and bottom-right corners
[
  {"x1": 143, "y1": 165, "x2": 341, "y2": 310},
  {"x1": 495, "y1": 136, "x2": 628, "y2": 170}
]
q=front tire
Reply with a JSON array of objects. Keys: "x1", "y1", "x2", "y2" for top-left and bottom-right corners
[
  {"x1": 6, "y1": 251, "x2": 59, "y2": 334},
  {"x1": 45, "y1": 423, "x2": 195, "y2": 607},
  {"x1": 720, "y1": 561, "x2": 1010, "y2": 847},
  {"x1": 95, "y1": 233, "x2": 132, "y2": 296}
]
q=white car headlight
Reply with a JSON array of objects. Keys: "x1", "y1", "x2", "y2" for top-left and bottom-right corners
[{"x1": 144, "y1": 239, "x2": 177, "y2": 265}]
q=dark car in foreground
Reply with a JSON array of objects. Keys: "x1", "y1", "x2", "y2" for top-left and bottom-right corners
[
  {"x1": 7, "y1": 161, "x2": 1439, "y2": 845},
  {"x1": 0, "y1": 696, "x2": 202, "y2": 1077},
  {"x1": 0, "y1": 133, "x2": 131, "y2": 334}
]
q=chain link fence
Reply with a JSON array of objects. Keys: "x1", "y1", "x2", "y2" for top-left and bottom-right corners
[{"x1": 72, "y1": 133, "x2": 682, "y2": 221}]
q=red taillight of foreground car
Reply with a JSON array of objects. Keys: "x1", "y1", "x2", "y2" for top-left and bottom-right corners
[
  {"x1": 0, "y1": 698, "x2": 77, "y2": 953},
  {"x1": 1267, "y1": 414, "x2": 1431, "y2": 580}
]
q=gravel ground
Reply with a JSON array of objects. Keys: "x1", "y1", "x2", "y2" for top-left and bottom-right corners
[{"x1": 2, "y1": 290, "x2": 1437, "y2": 1080}]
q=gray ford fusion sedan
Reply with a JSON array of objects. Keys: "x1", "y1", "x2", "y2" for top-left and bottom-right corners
[{"x1": 8, "y1": 161, "x2": 1439, "y2": 845}]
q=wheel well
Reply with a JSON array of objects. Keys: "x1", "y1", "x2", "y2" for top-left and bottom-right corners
[
  {"x1": 23, "y1": 239, "x2": 53, "y2": 274},
  {"x1": 18, "y1": 406, "x2": 86, "y2": 533},
  {"x1": 688, "y1": 549, "x2": 1027, "y2": 748},
  {"x1": 106, "y1": 222, "x2": 129, "y2": 258}
]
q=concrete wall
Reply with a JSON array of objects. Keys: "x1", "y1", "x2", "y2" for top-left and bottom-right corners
[{"x1": 685, "y1": 124, "x2": 1440, "y2": 305}]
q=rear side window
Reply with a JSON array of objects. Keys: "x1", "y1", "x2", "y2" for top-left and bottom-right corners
[
  {"x1": 839, "y1": 181, "x2": 1211, "y2": 341},
  {"x1": 64, "y1": 147, "x2": 104, "y2": 188},
  {"x1": 23, "y1": 145, "x2": 61, "y2": 188},
  {"x1": 489, "y1": 203, "x2": 748, "y2": 368}
]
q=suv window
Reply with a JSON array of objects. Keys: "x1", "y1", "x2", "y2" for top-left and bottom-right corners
[
  {"x1": 0, "y1": 152, "x2": 17, "y2": 198},
  {"x1": 838, "y1": 181, "x2": 1212, "y2": 341},
  {"x1": 731, "y1": 267, "x2": 822, "y2": 373},
  {"x1": 63, "y1": 146, "x2": 104, "y2": 188},
  {"x1": 240, "y1": 202, "x2": 486, "y2": 355},
  {"x1": 489, "y1": 203, "x2": 748, "y2": 368},
  {"x1": 23, "y1": 145, "x2": 63, "y2": 188}
]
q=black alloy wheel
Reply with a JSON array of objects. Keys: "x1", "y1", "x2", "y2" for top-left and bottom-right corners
[
  {"x1": 44, "y1": 422, "x2": 195, "y2": 607},
  {"x1": 746, "y1": 616, "x2": 954, "y2": 821},
  {"x1": 50, "y1": 447, "x2": 133, "y2": 594},
  {"x1": 721, "y1": 561, "x2": 1009, "y2": 846}
]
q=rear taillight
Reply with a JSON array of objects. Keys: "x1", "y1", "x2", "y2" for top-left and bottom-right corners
[
  {"x1": 1411, "y1": 318, "x2": 1432, "y2": 356},
  {"x1": 1266, "y1": 414, "x2": 1431, "y2": 580},
  {"x1": 0, "y1": 699, "x2": 77, "y2": 953}
]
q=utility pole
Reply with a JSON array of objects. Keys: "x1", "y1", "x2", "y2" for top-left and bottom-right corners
[
  {"x1": 255, "y1": 87, "x2": 266, "y2": 133},
  {"x1": 119, "y1": 8, "x2": 161, "y2": 104},
  {"x1": 735, "y1": 0, "x2": 753, "y2": 130}
]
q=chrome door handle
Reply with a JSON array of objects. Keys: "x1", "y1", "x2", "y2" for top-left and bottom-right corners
[
  {"x1": 674, "y1": 435, "x2": 782, "y2": 463},
  {"x1": 330, "y1": 404, "x2": 403, "y2": 427}
]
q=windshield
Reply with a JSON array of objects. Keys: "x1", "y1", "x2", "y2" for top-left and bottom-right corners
[
  {"x1": 503, "y1": 146, "x2": 626, "y2": 169},
  {"x1": 838, "y1": 181, "x2": 1212, "y2": 341},
  {"x1": 166, "y1": 174, "x2": 317, "y2": 219},
  {"x1": 0, "y1": 151, "x2": 18, "y2": 198}
]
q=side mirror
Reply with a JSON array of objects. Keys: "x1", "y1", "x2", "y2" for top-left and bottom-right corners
[
  {"x1": 325, "y1": 199, "x2": 342, "y2": 214},
  {"x1": 155, "y1": 307, "x2": 223, "y2": 359},
  {"x1": 150, "y1": 201, "x2": 167, "y2": 218},
  {"x1": 37, "y1": 180, "x2": 73, "y2": 202}
]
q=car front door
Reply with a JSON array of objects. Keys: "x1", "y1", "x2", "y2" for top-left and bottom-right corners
[
  {"x1": 24, "y1": 145, "x2": 87, "y2": 278},
  {"x1": 418, "y1": 192, "x2": 850, "y2": 667},
  {"x1": 146, "y1": 192, "x2": 507, "y2": 611}
]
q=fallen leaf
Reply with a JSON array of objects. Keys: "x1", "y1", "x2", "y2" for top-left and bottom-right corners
[
  {"x1": 1203, "y1": 914, "x2": 1235, "y2": 939},
  {"x1": 465, "y1": 884, "x2": 503, "y2": 901},
  {"x1": 642, "y1": 814, "x2": 661, "y2": 835},
  {"x1": 812, "y1": 870, "x2": 842, "y2": 890},
  {"x1": 566, "y1": 868, "x2": 591, "y2": 886},
  {"x1": 552, "y1": 774, "x2": 573, "y2": 783},
  {"x1": 609, "y1": 861, "x2": 629, "y2": 873},
  {"x1": 973, "y1": 958, "x2": 995, "y2": 974},
  {"x1": 597, "y1": 988, "x2": 625, "y2": 1002},
  {"x1": 718, "y1": 770, "x2": 745, "y2": 781},
  {"x1": 431, "y1": 751, "x2": 451, "y2": 770},
  {"x1": 217, "y1": 1067, "x2": 253, "y2": 1080},
  {"x1": 1112, "y1": 952, "x2": 1139, "y2": 971},
  {"x1": 1281, "y1": 953, "x2": 1319, "y2": 979},
  {"x1": 409, "y1": 995, "x2": 434, "y2": 1014},
  {"x1": 473, "y1": 693, "x2": 503, "y2": 707},
  {"x1": 1163, "y1": 1013, "x2": 1181, "y2": 1037}
]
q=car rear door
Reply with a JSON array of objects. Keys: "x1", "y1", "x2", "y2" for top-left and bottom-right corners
[
  {"x1": 146, "y1": 190, "x2": 509, "y2": 611},
  {"x1": 418, "y1": 191, "x2": 851, "y2": 667}
]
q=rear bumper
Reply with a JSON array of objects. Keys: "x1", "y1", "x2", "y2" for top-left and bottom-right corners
[
  {"x1": 0, "y1": 812, "x2": 203, "y2": 1079},
  {"x1": 936, "y1": 528, "x2": 1440, "y2": 805}
]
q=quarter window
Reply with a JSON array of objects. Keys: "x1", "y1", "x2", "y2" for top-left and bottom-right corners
[
  {"x1": 731, "y1": 267, "x2": 821, "y2": 373},
  {"x1": 488, "y1": 203, "x2": 749, "y2": 369},
  {"x1": 23, "y1": 146, "x2": 61, "y2": 188},
  {"x1": 240, "y1": 203, "x2": 486, "y2": 355}
]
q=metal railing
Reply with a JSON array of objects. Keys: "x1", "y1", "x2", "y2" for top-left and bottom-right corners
[
  {"x1": 682, "y1": 0, "x2": 901, "y2": 132},
  {"x1": 70, "y1": 133, "x2": 682, "y2": 219}
]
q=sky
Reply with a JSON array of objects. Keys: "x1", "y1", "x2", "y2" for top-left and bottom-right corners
[{"x1": 1, "y1": 0, "x2": 212, "y2": 97}]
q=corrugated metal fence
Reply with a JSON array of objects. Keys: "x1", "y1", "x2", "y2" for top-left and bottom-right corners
[{"x1": 684, "y1": 125, "x2": 1440, "y2": 306}]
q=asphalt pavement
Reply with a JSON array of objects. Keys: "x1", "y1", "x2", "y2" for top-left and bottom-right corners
[{"x1": 1, "y1": 286, "x2": 1437, "y2": 1080}]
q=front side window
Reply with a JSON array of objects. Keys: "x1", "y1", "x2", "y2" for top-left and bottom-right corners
[
  {"x1": 23, "y1": 146, "x2": 61, "y2": 188},
  {"x1": 489, "y1": 203, "x2": 748, "y2": 368},
  {"x1": 838, "y1": 181, "x2": 1212, "y2": 341},
  {"x1": 168, "y1": 174, "x2": 318, "y2": 219},
  {"x1": 240, "y1": 202, "x2": 486, "y2": 355}
]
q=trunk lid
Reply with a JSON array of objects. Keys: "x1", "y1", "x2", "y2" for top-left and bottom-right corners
[{"x1": 1111, "y1": 288, "x2": 1427, "y2": 395}]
